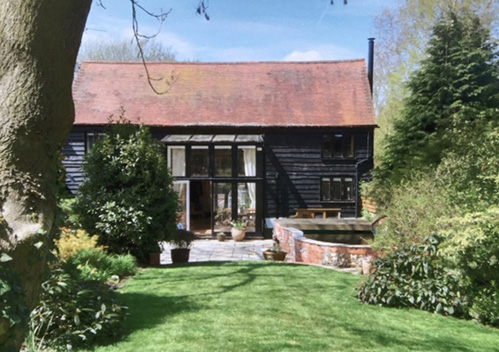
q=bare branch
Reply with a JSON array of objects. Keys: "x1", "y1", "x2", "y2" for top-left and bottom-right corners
[
  {"x1": 130, "y1": 0, "x2": 175, "y2": 95},
  {"x1": 196, "y1": 0, "x2": 210, "y2": 21}
]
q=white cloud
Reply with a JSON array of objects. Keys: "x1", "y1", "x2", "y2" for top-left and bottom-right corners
[
  {"x1": 283, "y1": 50, "x2": 324, "y2": 62},
  {"x1": 283, "y1": 45, "x2": 361, "y2": 62}
]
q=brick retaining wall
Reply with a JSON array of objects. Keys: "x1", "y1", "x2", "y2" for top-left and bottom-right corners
[{"x1": 274, "y1": 220, "x2": 373, "y2": 268}]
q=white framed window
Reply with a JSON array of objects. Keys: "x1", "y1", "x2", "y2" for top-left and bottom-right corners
[{"x1": 167, "y1": 146, "x2": 186, "y2": 177}]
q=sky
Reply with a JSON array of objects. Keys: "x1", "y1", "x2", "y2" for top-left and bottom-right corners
[{"x1": 81, "y1": 0, "x2": 398, "y2": 63}]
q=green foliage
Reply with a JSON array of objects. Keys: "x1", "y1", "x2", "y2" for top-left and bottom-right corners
[
  {"x1": 58, "y1": 197, "x2": 82, "y2": 229},
  {"x1": 0, "y1": 262, "x2": 27, "y2": 351},
  {"x1": 370, "y1": 172, "x2": 453, "y2": 254},
  {"x1": 358, "y1": 237, "x2": 468, "y2": 318},
  {"x1": 374, "y1": 10, "x2": 499, "y2": 198},
  {"x1": 438, "y1": 207, "x2": 499, "y2": 326},
  {"x1": 471, "y1": 283, "x2": 499, "y2": 327},
  {"x1": 30, "y1": 270, "x2": 127, "y2": 351},
  {"x1": 63, "y1": 248, "x2": 137, "y2": 283},
  {"x1": 76, "y1": 119, "x2": 179, "y2": 262},
  {"x1": 437, "y1": 121, "x2": 499, "y2": 212},
  {"x1": 168, "y1": 229, "x2": 196, "y2": 249}
]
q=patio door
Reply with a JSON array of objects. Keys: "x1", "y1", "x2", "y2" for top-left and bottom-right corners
[{"x1": 173, "y1": 181, "x2": 190, "y2": 231}]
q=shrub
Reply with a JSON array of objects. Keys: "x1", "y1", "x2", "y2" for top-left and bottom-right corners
[
  {"x1": 370, "y1": 172, "x2": 453, "y2": 255},
  {"x1": 63, "y1": 248, "x2": 137, "y2": 282},
  {"x1": 30, "y1": 270, "x2": 126, "y2": 351},
  {"x1": 58, "y1": 197, "x2": 82, "y2": 228},
  {"x1": 76, "y1": 120, "x2": 178, "y2": 262},
  {"x1": 357, "y1": 237, "x2": 468, "y2": 318},
  {"x1": 55, "y1": 228, "x2": 105, "y2": 262},
  {"x1": 438, "y1": 207, "x2": 499, "y2": 326}
]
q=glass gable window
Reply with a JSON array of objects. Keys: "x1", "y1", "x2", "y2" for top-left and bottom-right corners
[
  {"x1": 168, "y1": 146, "x2": 186, "y2": 177},
  {"x1": 190, "y1": 146, "x2": 209, "y2": 177},
  {"x1": 322, "y1": 134, "x2": 355, "y2": 159},
  {"x1": 321, "y1": 176, "x2": 354, "y2": 201},
  {"x1": 214, "y1": 146, "x2": 232, "y2": 177}
]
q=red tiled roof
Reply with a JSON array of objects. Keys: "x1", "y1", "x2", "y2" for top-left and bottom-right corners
[{"x1": 73, "y1": 61, "x2": 376, "y2": 128}]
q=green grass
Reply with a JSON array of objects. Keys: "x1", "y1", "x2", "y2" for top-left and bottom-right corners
[{"x1": 88, "y1": 262, "x2": 499, "y2": 352}]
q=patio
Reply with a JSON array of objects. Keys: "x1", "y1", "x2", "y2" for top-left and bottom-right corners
[{"x1": 160, "y1": 239, "x2": 274, "y2": 264}]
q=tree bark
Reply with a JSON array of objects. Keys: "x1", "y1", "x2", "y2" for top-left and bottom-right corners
[{"x1": 0, "y1": 1, "x2": 92, "y2": 350}]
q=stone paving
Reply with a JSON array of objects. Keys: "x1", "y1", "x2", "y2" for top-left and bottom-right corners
[{"x1": 160, "y1": 239, "x2": 274, "y2": 265}]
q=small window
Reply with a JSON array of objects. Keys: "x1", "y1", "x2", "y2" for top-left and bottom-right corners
[
  {"x1": 168, "y1": 146, "x2": 186, "y2": 177},
  {"x1": 321, "y1": 176, "x2": 355, "y2": 201},
  {"x1": 86, "y1": 132, "x2": 105, "y2": 152},
  {"x1": 322, "y1": 134, "x2": 355, "y2": 159},
  {"x1": 190, "y1": 146, "x2": 209, "y2": 177}
]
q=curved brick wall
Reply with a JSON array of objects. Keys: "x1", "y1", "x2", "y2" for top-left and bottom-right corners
[{"x1": 274, "y1": 220, "x2": 373, "y2": 268}]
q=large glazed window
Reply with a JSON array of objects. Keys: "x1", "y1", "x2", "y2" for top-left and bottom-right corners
[{"x1": 321, "y1": 176, "x2": 354, "y2": 201}]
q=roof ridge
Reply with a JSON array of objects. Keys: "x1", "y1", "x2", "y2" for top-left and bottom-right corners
[{"x1": 80, "y1": 59, "x2": 365, "y2": 65}]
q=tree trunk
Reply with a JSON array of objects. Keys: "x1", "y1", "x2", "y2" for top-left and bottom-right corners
[{"x1": 0, "y1": 1, "x2": 92, "y2": 350}]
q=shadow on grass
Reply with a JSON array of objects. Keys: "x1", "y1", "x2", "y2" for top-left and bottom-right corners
[
  {"x1": 342, "y1": 323, "x2": 482, "y2": 352},
  {"x1": 146, "y1": 261, "x2": 353, "y2": 295},
  {"x1": 118, "y1": 291, "x2": 203, "y2": 336}
]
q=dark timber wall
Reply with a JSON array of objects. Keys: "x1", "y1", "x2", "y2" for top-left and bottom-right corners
[
  {"x1": 63, "y1": 129, "x2": 86, "y2": 194},
  {"x1": 263, "y1": 131, "x2": 373, "y2": 219},
  {"x1": 63, "y1": 127, "x2": 374, "y2": 220}
]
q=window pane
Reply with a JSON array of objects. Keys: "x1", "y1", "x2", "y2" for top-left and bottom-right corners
[
  {"x1": 238, "y1": 182, "x2": 256, "y2": 230},
  {"x1": 332, "y1": 177, "x2": 342, "y2": 200},
  {"x1": 321, "y1": 178, "x2": 331, "y2": 201},
  {"x1": 214, "y1": 182, "x2": 232, "y2": 233},
  {"x1": 344, "y1": 135, "x2": 355, "y2": 158},
  {"x1": 191, "y1": 146, "x2": 209, "y2": 177},
  {"x1": 168, "y1": 147, "x2": 186, "y2": 177},
  {"x1": 343, "y1": 177, "x2": 354, "y2": 200},
  {"x1": 215, "y1": 146, "x2": 232, "y2": 177},
  {"x1": 322, "y1": 135, "x2": 332, "y2": 158},
  {"x1": 238, "y1": 146, "x2": 256, "y2": 177},
  {"x1": 86, "y1": 132, "x2": 105, "y2": 151},
  {"x1": 333, "y1": 134, "x2": 343, "y2": 157}
]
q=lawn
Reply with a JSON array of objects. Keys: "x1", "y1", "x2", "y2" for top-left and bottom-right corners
[{"x1": 88, "y1": 262, "x2": 499, "y2": 352}]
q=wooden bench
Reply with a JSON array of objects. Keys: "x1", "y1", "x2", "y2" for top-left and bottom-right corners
[{"x1": 291, "y1": 208, "x2": 341, "y2": 219}]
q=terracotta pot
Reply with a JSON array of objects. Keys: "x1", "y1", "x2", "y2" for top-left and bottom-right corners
[
  {"x1": 231, "y1": 227, "x2": 246, "y2": 241},
  {"x1": 149, "y1": 252, "x2": 161, "y2": 266},
  {"x1": 171, "y1": 248, "x2": 190, "y2": 264},
  {"x1": 217, "y1": 234, "x2": 226, "y2": 242},
  {"x1": 263, "y1": 250, "x2": 287, "y2": 261}
]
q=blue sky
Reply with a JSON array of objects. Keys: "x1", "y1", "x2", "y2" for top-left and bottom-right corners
[{"x1": 82, "y1": 0, "x2": 398, "y2": 62}]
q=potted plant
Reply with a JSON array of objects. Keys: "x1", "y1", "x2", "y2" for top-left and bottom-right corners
[
  {"x1": 168, "y1": 229, "x2": 196, "y2": 264},
  {"x1": 263, "y1": 237, "x2": 287, "y2": 261},
  {"x1": 231, "y1": 219, "x2": 247, "y2": 241},
  {"x1": 216, "y1": 232, "x2": 227, "y2": 242},
  {"x1": 146, "y1": 242, "x2": 162, "y2": 266}
]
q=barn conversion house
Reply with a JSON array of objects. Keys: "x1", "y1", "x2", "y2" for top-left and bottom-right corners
[{"x1": 64, "y1": 57, "x2": 376, "y2": 238}]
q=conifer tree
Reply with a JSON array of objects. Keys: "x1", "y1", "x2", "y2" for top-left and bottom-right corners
[{"x1": 375, "y1": 10, "x2": 499, "y2": 191}]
